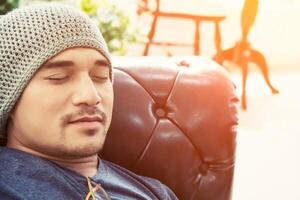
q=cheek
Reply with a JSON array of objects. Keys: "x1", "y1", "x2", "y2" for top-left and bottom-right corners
[
  {"x1": 101, "y1": 84, "x2": 114, "y2": 125},
  {"x1": 104, "y1": 84, "x2": 114, "y2": 108},
  {"x1": 22, "y1": 85, "x2": 64, "y2": 114},
  {"x1": 14, "y1": 82, "x2": 66, "y2": 133}
]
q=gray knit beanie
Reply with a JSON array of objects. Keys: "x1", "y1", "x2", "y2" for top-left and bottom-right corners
[{"x1": 0, "y1": 4, "x2": 112, "y2": 143}]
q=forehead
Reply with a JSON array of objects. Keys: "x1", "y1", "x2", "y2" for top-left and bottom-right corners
[{"x1": 41, "y1": 47, "x2": 110, "y2": 70}]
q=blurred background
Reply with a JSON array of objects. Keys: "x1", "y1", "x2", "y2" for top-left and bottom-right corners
[{"x1": 1, "y1": 0, "x2": 299, "y2": 199}]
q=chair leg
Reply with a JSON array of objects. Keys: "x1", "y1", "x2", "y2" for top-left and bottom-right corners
[
  {"x1": 143, "y1": 14, "x2": 159, "y2": 56},
  {"x1": 213, "y1": 47, "x2": 250, "y2": 109},
  {"x1": 214, "y1": 21, "x2": 222, "y2": 56},
  {"x1": 194, "y1": 20, "x2": 200, "y2": 55},
  {"x1": 249, "y1": 49, "x2": 279, "y2": 94},
  {"x1": 241, "y1": 61, "x2": 249, "y2": 110}
]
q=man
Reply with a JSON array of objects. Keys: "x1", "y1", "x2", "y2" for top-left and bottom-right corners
[{"x1": 0, "y1": 4, "x2": 178, "y2": 200}]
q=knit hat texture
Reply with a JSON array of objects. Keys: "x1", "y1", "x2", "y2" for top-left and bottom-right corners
[{"x1": 0, "y1": 4, "x2": 111, "y2": 141}]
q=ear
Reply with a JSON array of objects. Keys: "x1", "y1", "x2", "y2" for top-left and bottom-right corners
[
  {"x1": 7, "y1": 110, "x2": 16, "y2": 130},
  {"x1": 9, "y1": 111, "x2": 15, "y2": 120},
  {"x1": 6, "y1": 112, "x2": 15, "y2": 139}
]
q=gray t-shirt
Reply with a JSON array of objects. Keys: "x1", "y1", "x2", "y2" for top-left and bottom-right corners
[{"x1": 0, "y1": 147, "x2": 178, "y2": 200}]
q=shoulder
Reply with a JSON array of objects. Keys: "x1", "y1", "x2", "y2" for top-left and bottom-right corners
[
  {"x1": 0, "y1": 147, "x2": 85, "y2": 199},
  {"x1": 0, "y1": 147, "x2": 47, "y2": 173},
  {"x1": 0, "y1": 147, "x2": 48, "y2": 186}
]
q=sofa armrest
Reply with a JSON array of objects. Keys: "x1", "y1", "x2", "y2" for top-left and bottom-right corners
[{"x1": 102, "y1": 56, "x2": 238, "y2": 200}]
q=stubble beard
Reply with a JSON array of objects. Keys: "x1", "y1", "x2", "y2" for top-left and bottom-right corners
[
  {"x1": 50, "y1": 107, "x2": 110, "y2": 159},
  {"x1": 33, "y1": 127, "x2": 107, "y2": 160},
  {"x1": 56, "y1": 128, "x2": 107, "y2": 159}
]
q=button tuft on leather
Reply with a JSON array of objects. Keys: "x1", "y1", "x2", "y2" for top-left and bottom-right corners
[
  {"x1": 176, "y1": 60, "x2": 190, "y2": 67},
  {"x1": 199, "y1": 163, "x2": 209, "y2": 175},
  {"x1": 155, "y1": 108, "x2": 166, "y2": 118}
]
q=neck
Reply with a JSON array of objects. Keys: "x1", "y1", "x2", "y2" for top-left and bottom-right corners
[
  {"x1": 6, "y1": 142, "x2": 99, "y2": 177},
  {"x1": 50, "y1": 155, "x2": 99, "y2": 177}
]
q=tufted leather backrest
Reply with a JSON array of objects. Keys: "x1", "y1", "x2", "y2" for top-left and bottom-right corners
[{"x1": 101, "y1": 57, "x2": 238, "y2": 200}]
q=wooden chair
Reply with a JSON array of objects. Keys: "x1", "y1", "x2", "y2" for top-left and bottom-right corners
[
  {"x1": 213, "y1": 0, "x2": 279, "y2": 110},
  {"x1": 137, "y1": 0, "x2": 225, "y2": 56}
]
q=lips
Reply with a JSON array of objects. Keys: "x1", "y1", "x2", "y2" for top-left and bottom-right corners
[{"x1": 69, "y1": 116, "x2": 103, "y2": 124}]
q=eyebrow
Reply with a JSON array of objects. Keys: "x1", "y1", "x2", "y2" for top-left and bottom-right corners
[
  {"x1": 43, "y1": 59, "x2": 110, "y2": 69},
  {"x1": 95, "y1": 59, "x2": 110, "y2": 67}
]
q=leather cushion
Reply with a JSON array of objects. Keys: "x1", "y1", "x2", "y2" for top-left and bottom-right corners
[{"x1": 102, "y1": 57, "x2": 238, "y2": 200}]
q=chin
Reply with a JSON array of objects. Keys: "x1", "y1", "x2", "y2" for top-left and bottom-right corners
[
  {"x1": 68, "y1": 142, "x2": 104, "y2": 158},
  {"x1": 45, "y1": 140, "x2": 104, "y2": 159},
  {"x1": 62, "y1": 128, "x2": 106, "y2": 158}
]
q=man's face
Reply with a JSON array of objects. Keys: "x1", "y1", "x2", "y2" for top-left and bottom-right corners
[{"x1": 7, "y1": 47, "x2": 113, "y2": 159}]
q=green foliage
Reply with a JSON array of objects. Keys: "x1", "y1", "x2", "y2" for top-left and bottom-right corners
[
  {"x1": 0, "y1": 0, "x2": 19, "y2": 15},
  {"x1": 80, "y1": 0, "x2": 140, "y2": 55}
]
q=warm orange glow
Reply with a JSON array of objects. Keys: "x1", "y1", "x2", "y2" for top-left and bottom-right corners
[
  {"x1": 121, "y1": 1, "x2": 300, "y2": 199},
  {"x1": 126, "y1": 0, "x2": 300, "y2": 70}
]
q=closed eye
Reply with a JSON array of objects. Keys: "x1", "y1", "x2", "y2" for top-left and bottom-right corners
[
  {"x1": 92, "y1": 75, "x2": 109, "y2": 82},
  {"x1": 44, "y1": 75, "x2": 69, "y2": 83},
  {"x1": 90, "y1": 67, "x2": 110, "y2": 82},
  {"x1": 46, "y1": 77, "x2": 68, "y2": 80}
]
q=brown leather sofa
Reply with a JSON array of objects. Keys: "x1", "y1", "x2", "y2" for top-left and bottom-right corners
[{"x1": 101, "y1": 57, "x2": 238, "y2": 200}]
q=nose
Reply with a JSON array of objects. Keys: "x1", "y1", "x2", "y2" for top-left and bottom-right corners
[{"x1": 72, "y1": 75, "x2": 101, "y2": 106}]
